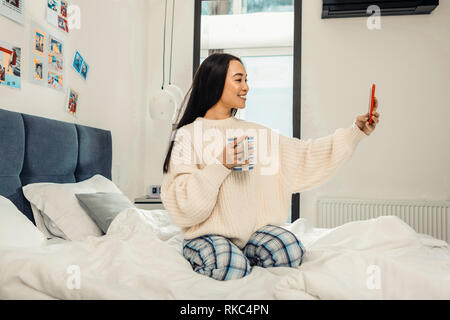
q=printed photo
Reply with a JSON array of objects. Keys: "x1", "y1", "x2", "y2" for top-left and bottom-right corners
[
  {"x1": 33, "y1": 30, "x2": 45, "y2": 55},
  {"x1": 65, "y1": 88, "x2": 79, "y2": 116},
  {"x1": 34, "y1": 59, "x2": 43, "y2": 80},
  {"x1": 60, "y1": 0, "x2": 67, "y2": 18},
  {"x1": 72, "y1": 51, "x2": 82, "y2": 72},
  {"x1": 80, "y1": 61, "x2": 88, "y2": 80},
  {"x1": 72, "y1": 49, "x2": 89, "y2": 81},
  {"x1": 8, "y1": 47, "x2": 20, "y2": 77},
  {"x1": 48, "y1": 54, "x2": 63, "y2": 72},
  {"x1": 50, "y1": 37, "x2": 63, "y2": 55},
  {"x1": 48, "y1": 71, "x2": 63, "y2": 89},
  {"x1": 58, "y1": 16, "x2": 68, "y2": 32},
  {"x1": 48, "y1": 0, "x2": 57, "y2": 12},
  {"x1": 0, "y1": 0, "x2": 24, "y2": 25},
  {"x1": 46, "y1": 0, "x2": 69, "y2": 34},
  {"x1": 6, "y1": 0, "x2": 20, "y2": 9},
  {"x1": 0, "y1": 42, "x2": 21, "y2": 89},
  {"x1": 0, "y1": 63, "x2": 5, "y2": 82}
]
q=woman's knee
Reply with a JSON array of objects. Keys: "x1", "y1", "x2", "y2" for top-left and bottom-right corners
[
  {"x1": 244, "y1": 225, "x2": 305, "y2": 268},
  {"x1": 183, "y1": 235, "x2": 251, "y2": 281}
]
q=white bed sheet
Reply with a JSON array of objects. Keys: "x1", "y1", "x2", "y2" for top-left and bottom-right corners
[{"x1": 0, "y1": 208, "x2": 449, "y2": 300}]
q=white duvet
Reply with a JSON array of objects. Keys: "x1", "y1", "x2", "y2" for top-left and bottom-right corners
[{"x1": 0, "y1": 208, "x2": 449, "y2": 300}]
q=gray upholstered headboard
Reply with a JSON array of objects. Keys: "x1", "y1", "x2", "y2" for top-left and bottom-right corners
[{"x1": 0, "y1": 108, "x2": 112, "y2": 224}]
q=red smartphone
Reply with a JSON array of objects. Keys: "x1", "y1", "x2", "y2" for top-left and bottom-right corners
[{"x1": 368, "y1": 84, "x2": 376, "y2": 124}]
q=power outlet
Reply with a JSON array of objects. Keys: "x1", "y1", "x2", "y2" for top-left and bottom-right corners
[{"x1": 147, "y1": 185, "x2": 161, "y2": 199}]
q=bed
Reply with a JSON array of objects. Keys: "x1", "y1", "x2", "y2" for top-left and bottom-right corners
[{"x1": 0, "y1": 108, "x2": 449, "y2": 300}]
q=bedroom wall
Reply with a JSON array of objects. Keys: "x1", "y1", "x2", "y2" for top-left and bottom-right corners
[
  {"x1": 144, "y1": 0, "x2": 195, "y2": 193},
  {"x1": 299, "y1": 0, "x2": 450, "y2": 226},
  {"x1": 145, "y1": 0, "x2": 450, "y2": 226},
  {"x1": 0, "y1": 0, "x2": 149, "y2": 202}
]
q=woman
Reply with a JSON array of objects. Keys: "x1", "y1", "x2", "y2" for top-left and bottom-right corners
[{"x1": 161, "y1": 53, "x2": 380, "y2": 281}]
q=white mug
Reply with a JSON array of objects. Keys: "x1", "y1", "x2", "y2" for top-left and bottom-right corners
[{"x1": 227, "y1": 136, "x2": 254, "y2": 171}]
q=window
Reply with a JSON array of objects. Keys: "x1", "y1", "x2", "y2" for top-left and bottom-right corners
[
  {"x1": 201, "y1": 0, "x2": 294, "y2": 15},
  {"x1": 194, "y1": 0, "x2": 302, "y2": 222}
]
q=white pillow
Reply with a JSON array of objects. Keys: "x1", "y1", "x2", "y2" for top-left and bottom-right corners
[
  {"x1": 0, "y1": 196, "x2": 47, "y2": 248},
  {"x1": 30, "y1": 203, "x2": 67, "y2": 240},
  {"x1": 22, "y1": 175, "x2": 122, "y2": 241}
]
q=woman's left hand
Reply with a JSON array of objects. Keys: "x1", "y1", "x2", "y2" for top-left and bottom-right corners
[{"x1": 355, "y1": 96, "x2": 380, "y2": 136}]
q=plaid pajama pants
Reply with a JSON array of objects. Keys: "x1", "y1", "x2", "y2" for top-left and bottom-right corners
[{"x1": 182, "y1": 224, "x2": 306, "y2": 281}]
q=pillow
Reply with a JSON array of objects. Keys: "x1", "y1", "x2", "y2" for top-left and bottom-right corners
[
  {"x1": 0, "y1": 196, "x2": 47, "y2": 248},
  {"x1": 30, "y1": 203, "x2": 67, "y2": 240},
  {"x1": 41, "y1": 207, "x2": 68, "y2": 239},
  {"x1": 22, "y1": 175, "x2": 122, "y2": 241},
  {"x1": 75, "y1": 192, "x2": 136, "y2": 233}
]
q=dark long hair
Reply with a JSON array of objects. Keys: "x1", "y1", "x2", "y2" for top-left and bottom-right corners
[{"x1": 162, "y1": 53, "x2": 243, "y2": 174}]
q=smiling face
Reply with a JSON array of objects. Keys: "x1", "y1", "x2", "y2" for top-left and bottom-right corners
[{"x1": 221, "y1": 60, "x2": 249, "y2": 109}]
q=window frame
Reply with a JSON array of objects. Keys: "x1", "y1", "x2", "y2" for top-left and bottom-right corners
[{"x1": 193, "y1": 0, "x2": 302, "y2": 222}]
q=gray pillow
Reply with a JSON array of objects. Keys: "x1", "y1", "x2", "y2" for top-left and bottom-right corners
[{"x1": 75, "y1": 192, "x2": 135, "y2": 233}]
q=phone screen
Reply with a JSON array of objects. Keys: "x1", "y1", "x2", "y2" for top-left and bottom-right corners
[{"x1": 368, "y1": 84, "x2": 376, "y2": 124}]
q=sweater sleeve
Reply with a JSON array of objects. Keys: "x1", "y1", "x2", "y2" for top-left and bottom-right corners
[
  {"x1": 161, "y1": 135, "x2": 231, "y2": 228},
  {"x1": 278, "y1": 122, "x2": 367, "y2": 194}
]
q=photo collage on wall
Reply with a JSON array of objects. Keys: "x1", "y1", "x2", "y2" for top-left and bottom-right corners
[
  {"x1": 0, "y1": 0, "x2": 25, "y2": 25},
  {"x1": 0, "y1": 0, "x2": 88, "y2": 117},
  {"x1": 0, "y1": 41, "x2": 21, "y2": 89},
  {"x1": 30, "y1": 22, "x2": 64, "y2": 91},
  {"x1": 47, "y1": 0, "x2": 69, "y2": 33}
]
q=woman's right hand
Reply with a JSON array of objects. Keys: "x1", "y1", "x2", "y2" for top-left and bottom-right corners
[{"x1": 216, "y1": 135, "x2": 250, "y2": 169}]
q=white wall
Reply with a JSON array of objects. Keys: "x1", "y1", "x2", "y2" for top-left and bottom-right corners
[
  {"x1": 146, "y1": 0, "x2": 449, "y2": 226},
  {"x1": 0, "y1": 0, "x2": 149, "y2": 201},
  {"x1": 299, "y1": 0, "x2": 450, "y2": 225},
  {"x1": 144, "y1": 0, "x2": 195, "y2": 192}
]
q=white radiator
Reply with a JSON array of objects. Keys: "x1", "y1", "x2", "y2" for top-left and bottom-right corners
[{"x1": 317, "y1": 199, "x2": 450, "y2": 243}]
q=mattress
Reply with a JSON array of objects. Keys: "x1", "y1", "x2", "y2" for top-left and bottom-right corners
[{"x1": 0, "y1": 208, "x2": 449, "y2": 300}]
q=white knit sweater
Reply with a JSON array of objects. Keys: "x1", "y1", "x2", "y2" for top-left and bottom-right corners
[{"x1": 161, "y1": 116, "x2": 368, "y2": 249}]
